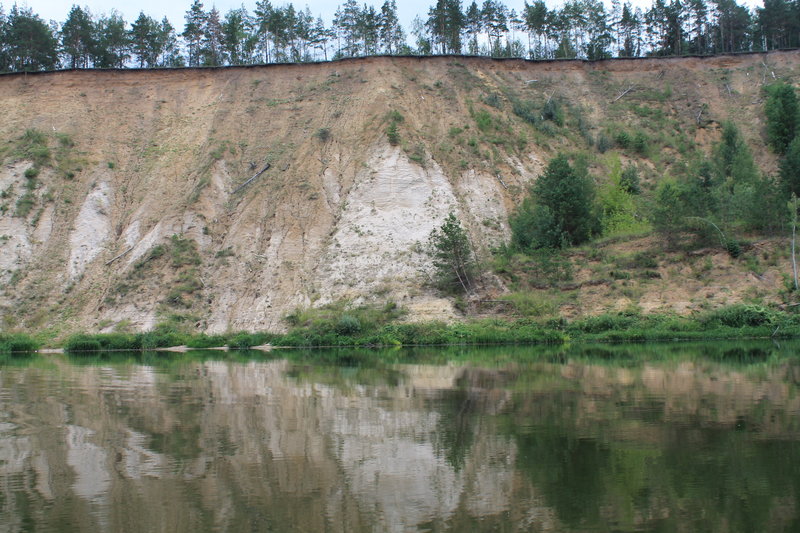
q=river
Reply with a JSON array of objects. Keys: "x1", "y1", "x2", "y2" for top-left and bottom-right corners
[{"x1": 1, "y1": 341, "x2": 799, "y2": 532}]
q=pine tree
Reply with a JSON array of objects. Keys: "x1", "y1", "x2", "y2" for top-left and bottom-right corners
[
  {"x1": 183, "y1": 0, "x2": 206, "y2": 67},
  {"x1": 130, "y1": 12, "x2": 158, "y2": 67},
  {"x1": 202, "y1": 8, "x2": 225, "y2": 66},
  {"x1": 482, "y1": 0, "x2": 509, "y2": 54},
  {"x1": 3, "y1": 6, "x2": 59, "y2": 72},
  {"x1": 427, "y1": 213, "x2": 477, "y2": 294},
  {"x1": 427, "y1": 0, "x2": 465, "y2": 54},
  {"x1": 254, "y1": 0, "x2": 274, "y2": 62},
  {"x1": 781, "y1": 137, "x2": 800, "y2": 196},
  {"x1": 464, "y1": 1, "x2": 483, "y2": 53},
  {"x1": 158, "y1": 18, "x2": 184, "y2": 67},
  {"x1": 222, "y1": 8, "x2": 253, "y2": 65},
  {"x1": 61, "y1": 6, "x2": 95, "y2": 68},
  {"x1": 334, "y1": 0, "x2": 361, "y2": 57},
  {"x1": 94, "y1": 12, "x2": 129, "y2": 68},
  {"x1": 379, "y1": 0, "x2": 404, "y2": 54},
  {"x1": 523, "y1": 0, "x2": 548, "y2": 58},
  {"x1": 765, "y1": 82, "x2": 800, "y2": 155},
  {"x1": 511, "y1": 154, "x2": 596, "y2": 250}
]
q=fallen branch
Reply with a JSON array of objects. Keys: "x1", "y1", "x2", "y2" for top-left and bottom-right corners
[
  {"x1": 105, "y1": 246, "x2": 134, "y2": 266},
  {"x1": 232, "y1": 163, "x2": 271, "y2": 194},
  {"x1": 496, "y1": 173, "x2": 508, "y2": 189},
  {"x1": 612, "y1": 86, "x2": 634, "y2": 102}
]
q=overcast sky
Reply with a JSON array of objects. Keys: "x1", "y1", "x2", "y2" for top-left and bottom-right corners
[{"x1": 14, "y1": 0, "x2": 766, "y2": 34}]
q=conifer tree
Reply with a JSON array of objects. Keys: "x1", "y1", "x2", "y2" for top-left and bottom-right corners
[{"x1": 183, "y1": 0, "x2": 206, "y2": 66}]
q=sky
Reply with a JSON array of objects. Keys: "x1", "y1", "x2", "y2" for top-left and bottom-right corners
[
  {"x1": 17, "y1": 0, "x2": 765, "y2": 34},
  {"x1": 19, "y1": 0, "x2": 443, "y2": 31}
]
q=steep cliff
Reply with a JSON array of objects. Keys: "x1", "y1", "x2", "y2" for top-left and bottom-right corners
[{"x1": 0, "y1": 52, "x2": 795, "y2": 334}]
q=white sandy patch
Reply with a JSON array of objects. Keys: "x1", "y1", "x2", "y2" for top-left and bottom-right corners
[
  {"x1": 315, "y1": 146, "x2": 459, "y2": 303},
  {"x1": 68, "y1": 182, "x2": 112, "y2": 281}
]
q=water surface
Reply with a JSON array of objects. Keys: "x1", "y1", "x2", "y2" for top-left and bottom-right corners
[{"x1": 1, "y1": 341, "x2": 799, "y2": 532}]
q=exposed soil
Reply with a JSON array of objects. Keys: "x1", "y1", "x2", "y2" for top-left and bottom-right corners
[{"x1": 0, "y1": 52, "x2": 797, "y2": 335}]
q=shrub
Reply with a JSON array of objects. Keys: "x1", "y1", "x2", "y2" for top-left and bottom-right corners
[
  {"x1": 335, "y1": 314, "x2": 362, "y2": 335},
  {"x1": 619, "y1": 164, "x2": 641, "y2": 194},
  {"x1": 482, "y1": 93, "x2": 502, "y2": 109},
  {"x1": 185, "y1": 334, "x2": 228, "y2": 348},
  {"x1": 701, "y1": 304, "x2": 777, "y2": 328},
  {"x1": 724, "y1": 238, "x2": 742, "y2": 258},
  {"x1": 541, "y1": 98, "x2": 564, "y2": 126},
  {"x1": 24, "y1": 167, "x2": 39, "y2": 179},
  {"x1": 615, "y1": 130, "x2": 648, "y2": 155},
  {"x1": 474, "y1": 110, "x2": 492, "y2": 132},
  {"x1": 595, "y1": 132, "x2": 612, "y2": 153},
  {"x1": 650, "y1": 179, "x2": 691, "y2": 246},
  {"x1": 64, "y1": 335, "x2": 102, "y2": 353},
  {"x1": 511, "y1": 98, "x2": 539, "y2": 126},
  {"x1": 18, "y1": 129, "x2": 50, "y2": 166},
  {"x1": 15, "y1": 192, "x2": 35, "y2": 217},
  {"x1": 386, "y1": 110, "x2": 404, "y2": 123},
  {"x1": 386, "y1": 121, "x2": 400, "y2": 145},
  {"x1": 97, "y1": 333, "x2": 141, "y2": 350},
  {"x1": 316, "y1": 128, "x2": 330, "y2": 142},
  {"x1": 170, "y1": 235, "x2": 201, "y2": 267},
  {"x1": 569, "y1": 313, "x2": 637, "y2": 334},
  {"x1": 228, "y1": 332, "x2": 258, "y2": 349},
  {"x1": 631, "y1": 131, "x2": 649, "y2": 155},
  {"x1": 0, "y1": 333, "x2": 39, "y2": 354}
]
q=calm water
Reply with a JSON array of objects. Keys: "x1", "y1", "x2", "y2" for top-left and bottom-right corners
[{"x1": 1, "y1": 341, "x2": 799, "y2": 532}]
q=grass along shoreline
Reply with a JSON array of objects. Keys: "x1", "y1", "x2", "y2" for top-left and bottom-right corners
[{"x1": 2, "y1": 303, "x2": 800, "y2": 354}]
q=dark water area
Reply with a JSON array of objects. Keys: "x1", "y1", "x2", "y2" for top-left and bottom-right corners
[{"x1": 1, "y1": 341, "x2": 799, "y2": 532}]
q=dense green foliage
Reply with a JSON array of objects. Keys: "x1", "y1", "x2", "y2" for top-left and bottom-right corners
[
  {"x1": 0, "y1": 333, "x2": 39, "y2": 354},
  {"x1": 765, "y1": 82, "x2": 800, "y2": 155},
  {"x1": 51, "y1": 302, "x2": 800, "y2": 353},
  {"x1": 782, "y1": 136, "x2": 800, "y2": 196},
  {"x1": 641, "y1": 121, "x2": 782, "y2": 249},
  {"x1": 511, "y1": 154, "x2": 596, "y2": 250},
  {"x1": 0, "y1": 0, "x2": 794, "y2": 72}
]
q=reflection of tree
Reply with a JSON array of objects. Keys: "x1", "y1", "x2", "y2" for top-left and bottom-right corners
[
  {"x1": 502, "y1": 388, "x2": 800, "y2": 532},
  {"x1": 503, "y1": 395, "x2": 619, "y2": 528},
  {"x1": 432, "y1": 388, "x2": 477, "y2": 472}
]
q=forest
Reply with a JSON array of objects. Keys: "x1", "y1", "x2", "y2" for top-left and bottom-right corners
[{"x1": 0, "y1": 0, "x2": 799, "y2": 72}]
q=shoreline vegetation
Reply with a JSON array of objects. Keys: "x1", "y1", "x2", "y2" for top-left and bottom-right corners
[{"x1": 2, "y1": 303, "x2": 800, "y2": 355}]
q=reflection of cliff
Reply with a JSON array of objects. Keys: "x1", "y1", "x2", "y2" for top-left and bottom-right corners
[
  {"x1": 0, "y1": 358, "x2": 551, "y2": 532},
  {"x1": 0, "y1": 355, "x2": 798, "y2": 532}
]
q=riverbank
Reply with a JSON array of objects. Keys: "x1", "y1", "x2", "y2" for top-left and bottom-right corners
[{"x1": 2, "y1": 304, "x2": 799, "y2": 355}]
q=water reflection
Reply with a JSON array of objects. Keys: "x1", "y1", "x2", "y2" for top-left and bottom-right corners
[{"x1": 0, "y1": 342, "x2": 798, "y2": 531}]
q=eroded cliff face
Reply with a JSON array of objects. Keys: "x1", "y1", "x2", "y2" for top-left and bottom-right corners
[{"x1": 0, "y1": 52, "x2": 795, "y2": 333}]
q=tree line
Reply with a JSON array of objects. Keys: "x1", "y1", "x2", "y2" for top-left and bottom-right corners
[{"x1": 1, "y1": 0, "x2": 800, "y2": 72}]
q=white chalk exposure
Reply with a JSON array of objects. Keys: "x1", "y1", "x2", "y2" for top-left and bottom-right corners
[{"x1": 68, "y1": 182, "x2": 113, "y2": 281}]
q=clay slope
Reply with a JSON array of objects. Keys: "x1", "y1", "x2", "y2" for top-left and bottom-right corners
[{"x1": 0, "y1": 52, "x2": 795, "y2": 334}]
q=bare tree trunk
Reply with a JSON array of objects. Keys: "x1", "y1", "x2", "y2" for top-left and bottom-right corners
[{"x1": 792, "y1": 196, "x2": 798, "y2": 291}]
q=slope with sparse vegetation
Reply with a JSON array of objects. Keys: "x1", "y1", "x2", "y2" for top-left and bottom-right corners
[{"x1": 0, "y1": 51, "x2": 799, "y2": 343}]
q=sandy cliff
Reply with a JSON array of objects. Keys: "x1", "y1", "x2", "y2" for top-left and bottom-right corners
[{"x1": 0, "y1": 52, "x2": 796, "y2": 333}]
